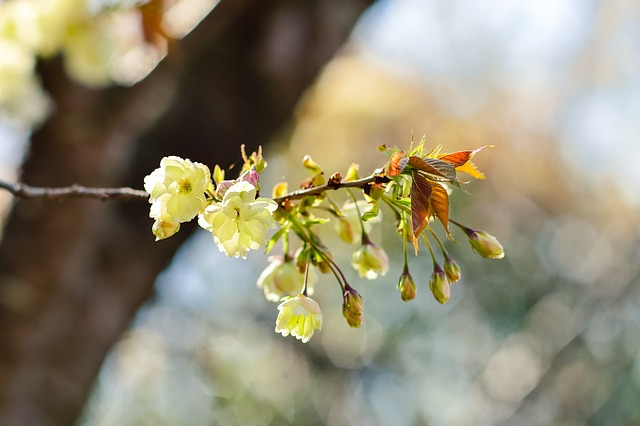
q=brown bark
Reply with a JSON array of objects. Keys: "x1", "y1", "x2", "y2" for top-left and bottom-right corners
[{"x1": 0, "y1": 0, "x2": 374, "y2": 424}]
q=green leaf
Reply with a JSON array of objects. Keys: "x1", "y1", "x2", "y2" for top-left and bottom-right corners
[
  {"x1": 361, "y1": 201, "x2": 380, "y2": 222},
  {"x1": 265, "y1": 226, "x2": 287, "y2": 254}
]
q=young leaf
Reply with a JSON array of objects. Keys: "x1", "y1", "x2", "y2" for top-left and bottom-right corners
[
  {"x1": 265, "y1": 226, "x2": 288, "y2": 254},
  {"x1": 407, "y1": 157, "x2": 458, "y2": 185},
  {"x1": 361, "y1": 201, "x2": 380, "y2": 222},
  {"x1": 410, "y1": 172, "x2": 432, "y2": 253},
  {"x1": 438, "y1": 145, "x2": 491, "y2": 179},
  {"x1": 455, "y1": 161, "x2": 485, "y2": 179},
  {"x1": 430, "y1": 182, "x2": 452, "y2": 239},
  {"x1": 387, "y1": 151, "x2": 408, "y2": 177}
]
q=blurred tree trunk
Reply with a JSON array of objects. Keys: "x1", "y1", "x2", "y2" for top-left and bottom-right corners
[{"x1": 0, "y1": 0, "x2": 373, "y2": 424}]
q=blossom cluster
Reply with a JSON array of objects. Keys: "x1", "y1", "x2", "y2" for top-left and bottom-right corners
[
  {"x1": 144, "y1": 140, "x2": 505, "y2": 344},
  {"x1": 0, "y1": 0, "x2": 205, "y2": 127}
]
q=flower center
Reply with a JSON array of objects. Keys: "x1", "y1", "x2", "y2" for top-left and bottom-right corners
[{"x1": 177, "y1": 178, "x2": 192, "y2": 194}]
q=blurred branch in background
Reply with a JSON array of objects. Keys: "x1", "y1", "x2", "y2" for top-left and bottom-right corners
[
  {"x1": 0, "y1": 181, "x2": 148, "y2": 200},
  {"x1": 0, "y1": 0, "x2": 374, "y2": 425}
]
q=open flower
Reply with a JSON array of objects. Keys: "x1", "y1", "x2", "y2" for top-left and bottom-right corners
[
  {"x1": 275, "y1": 294, "x2": 323, "y2": 343},
  {"x1": 351, "y1": 241, "x2": 389, "y2": 280},
  {"x1": 144, "y1": 156, "x2": 212, "y2": 224},
  {"x1": 257, "y1": 256, "x2": 317, "y2": 302},
  {"x1": 198, "y1": 181, "x2": 278, "y2": 258}
]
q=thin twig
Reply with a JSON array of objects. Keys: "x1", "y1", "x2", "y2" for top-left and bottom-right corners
[
  {"x1": 273, "y1": 174, "x2": 381, "y2": 203},
  {"x1": 0, "y1": 180, "x2": 149, "y2": 200}
]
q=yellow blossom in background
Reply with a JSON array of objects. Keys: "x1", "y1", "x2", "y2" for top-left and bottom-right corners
[
  {"x1": 274, "y1": 294, "x2": 323, "y2": 343},
  {"x1": 351, "y1": 241, "x2": 389, "y2": 280},
  {"x1": 257, "y1": 256, "x2": 317, "y2": 302},
  {"x1": 334, "y1": 200, "x2": 381, "y2": 245},
  {"x1": 198, "y1": 181, "x2": 277, "y2": 258},
  {"x1": 144, "y1": 156, "x2": 212, "y2": 224}
]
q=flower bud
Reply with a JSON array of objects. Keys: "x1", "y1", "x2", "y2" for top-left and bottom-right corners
[
  {"x1": 215, "y1": 179, "x2": 234, "y2": 198},
  {"x1": 397, "y1": 271, "x2": 417, "y2": 302},
  {"x1": 335, "y1": 216, "x2": 356, "y2": 245},
  {"x1": 444, "y1": 255, "x2": 462, "y2": 283},
  {"x1": 152, "y1": 220, "x2": 180, "y2": 240},
  {"x1": 342, "y1": 286, "x2": 364, "y2": 328},
  {"x1": 366, "y1": 183, "x2": 385, "y2": 200},
  {"x1": 466, "y1": 229, "x2": 505, "y2": 259},
  {"x1": 429, "y1": 265, "x2": 450, "y2": 304},
  {"x1": 351, "y1": 241, "x2": 389, "y2": 280},
  {"x1": 303, "y1": 155, "x2": 323, "y2": 174},
  {"x1": 240, "y1": 167, "x2": 260, "y2": 189}
]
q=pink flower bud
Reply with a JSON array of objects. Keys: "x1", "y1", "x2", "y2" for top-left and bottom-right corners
[
  {"x1": 342, "y1": 286, "x2": 364, "y2": 328},
  {"x1": 397, "y1": 272, "x2": 417, "y2": 302},
  {"x1": 240, "y1": 167, "x2": 260, "y2": 188},
  {"x1": 444, "y1": 255, "x2": 462, "y2": 283}
]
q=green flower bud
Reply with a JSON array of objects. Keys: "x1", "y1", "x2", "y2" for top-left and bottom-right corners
[
  {"x1": 397, "y1": 271, "x2": 417, "y2": 302},
  {"x1": 429, "y1": 265, "x2": 450, "y2": 304},
  {"x1": 152, "y1": 220, "x2": 180, "y2": 241},
  {"x1": 466, "y1": 229, "x2": 505, "y2": 259},
  {"x1": 342, "y1": 286, "x2": 364, "y2": 328},
  {"x1": 444, "y1": 255, "x2": 461, "y2": 283}
]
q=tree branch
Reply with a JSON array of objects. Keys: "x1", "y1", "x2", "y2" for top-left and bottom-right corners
[
  {"x1": 274, "y1": 174, "x2": 383, "y2": 203},
  {"x1": 1, "y1": 173, "x2": 387, "y2": 204},
  {"x1": 0, "y1": 180, "x2": 148, "y2": 200}
]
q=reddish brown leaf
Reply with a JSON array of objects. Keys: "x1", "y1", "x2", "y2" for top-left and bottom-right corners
[
  {"x1": 411, "y1": 172, "x2": 432, "y2": 253},
  {"x1": 438, "y1": 150, "x2": 472, "y2": 167},
  {"x1": 438, "y1": 146, "x2": 491, "y2": 180},
  {"x1": 408, "y1": 156, "x2": 457, "y2": 185},
  {"x1": 430, "y1": 182, "x2": 452, "y2": 239},
  {"x1": 387, "y1": 151, "x2": 407, "y2": 177}
]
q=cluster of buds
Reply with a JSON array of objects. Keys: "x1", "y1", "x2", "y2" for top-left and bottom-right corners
[{"x1": 144, "y1": 137, "x2": 505, "y2": 343}]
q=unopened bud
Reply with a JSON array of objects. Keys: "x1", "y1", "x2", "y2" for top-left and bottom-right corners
[
  {"x1": 466, "y1": 229, "x2": 504, "y2": 259},
  {"x1": 444, "y1": 255, "x2": 462, "y2": 283},
  {"x1": 344, "y1": 163, "x2": 359, "y2": 181},
  {"x1": 215, "y1": 179, "x2": 234, "y2": 198},
  {"x1": 272, "y1": 181, "x2": 288, "y2": 198},
  {"x1": 342, "y1": 286, "x2": 364, "y2": 328},
  {"x1": 335, "y1": 216, "x2": 356, "y2": 245},
  {"x1": 397, "y1": 271, "x2": 417, "y2": 302},
  {"x1": 429, "y1": 264, "x2": 450, "y2": 304},
  {"x1": 240, "y1": 167, "x2": 260, "y2": 189},
  {"x1": 303, "y1": 155, "x2": 323, "y2": 175},
  {"x1": 152, "y1": 220, "x2": 180, "y2": 240},
  {"x1": 366, "y1": 183, "x2": 385, "y2": 200}
]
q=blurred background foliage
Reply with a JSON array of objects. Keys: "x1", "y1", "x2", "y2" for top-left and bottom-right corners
[{"x1": 71, "y1": 0, "x2": 640, "y2": 425}]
